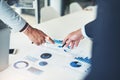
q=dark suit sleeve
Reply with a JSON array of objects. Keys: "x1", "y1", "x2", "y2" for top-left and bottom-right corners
[{"x1": 84, "y1": 20, "x2": 96, "y2": 38}]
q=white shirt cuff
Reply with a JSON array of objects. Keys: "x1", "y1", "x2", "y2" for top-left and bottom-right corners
[{"x1": 81, "y1": 26, "x2": 90, "y2": 39}]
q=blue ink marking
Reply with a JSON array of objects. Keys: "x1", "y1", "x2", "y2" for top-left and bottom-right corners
[
  {"x1": 75, "y1": 57, "x2": 91, "y2": 64},
  {"x1": 25, "y1": 56, "x2": 39, "y2": 62},
  {"x1": 67, "y1": 46, "x2": 71, "y2": 49},
  {"x1": 54, "y1": 39, "x2": 63, "y2": 44},
  {"x1": 58, "y1": 45, "x2": 63, "y2": 48},
  {"x1": 64, "y1": 49, "x2": 67, "y2": 52},
  {"x1": 54, "y1": 39, "x2": 71, "y2": 49},
  {"x1": 52, "y1": 39, "x2": 72, "y2": 53}
]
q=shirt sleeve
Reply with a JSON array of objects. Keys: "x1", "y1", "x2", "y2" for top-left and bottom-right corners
[
  {"x1": 81, "y1": 25, "x2": 90, "y2": 39},
  {"x1": 0, "y1": 0, "x2": 26, "y2": 32}
]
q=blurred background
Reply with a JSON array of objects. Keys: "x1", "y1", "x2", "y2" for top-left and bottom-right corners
[{"x1": 6, "y1": 0, "x2": 96, "y2": 26}]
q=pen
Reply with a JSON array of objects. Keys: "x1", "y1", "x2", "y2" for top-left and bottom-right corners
[{"x1": 62, "y1": 42, "x2": 66, "y2": 47}]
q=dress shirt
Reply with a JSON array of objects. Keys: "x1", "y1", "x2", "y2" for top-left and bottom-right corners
[
  {"x1": 81, "y1": 26, "x2": 89, "y2": 39},
  {"x1": 0, "y1": 0, "x2": 26, "y2": 32}
]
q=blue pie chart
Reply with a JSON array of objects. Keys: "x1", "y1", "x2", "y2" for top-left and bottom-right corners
[{"x1": 70, "y1": 61, "x2": 81, "y2": 68}]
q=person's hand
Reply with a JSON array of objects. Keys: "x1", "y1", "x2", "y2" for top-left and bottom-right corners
[
  {"x1": 23, "y1": 25, "x2": 54, "y2": 45},
  {"x1": 63, "y1": 29, "x2": 84, "y2": 49}
]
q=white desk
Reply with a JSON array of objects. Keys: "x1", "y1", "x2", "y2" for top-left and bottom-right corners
[
  {"x1": 0, "y1": 10, "x2": 95, "y2": 80},
  {"x1": 36, "y1": 10, "x2": 96, "y2": 39}
]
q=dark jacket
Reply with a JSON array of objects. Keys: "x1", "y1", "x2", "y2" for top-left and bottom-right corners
[{"x1": 85, "y1": 0, "x2": 120, "y2": 80}]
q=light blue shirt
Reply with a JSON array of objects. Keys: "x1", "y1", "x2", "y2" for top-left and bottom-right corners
[{"x1": 0, "y1": 0, "x2": 26, "y2": 32}]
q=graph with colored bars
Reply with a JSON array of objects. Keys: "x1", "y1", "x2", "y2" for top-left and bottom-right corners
[{"x1": 10, "y1": 39, "x2": 91, "y2": 80}]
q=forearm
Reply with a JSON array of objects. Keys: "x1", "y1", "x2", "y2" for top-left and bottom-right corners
[{"x1": 0, "y1": 0, "x2": 26, "y2": 32}]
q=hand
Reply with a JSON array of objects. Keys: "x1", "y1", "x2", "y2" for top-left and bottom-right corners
[
  {"x1": 23, "y1": 25, "x2": 54, "y2": 45},
  {"x1": 63, "y1": 29, "x2": 84, "y2": 49}
]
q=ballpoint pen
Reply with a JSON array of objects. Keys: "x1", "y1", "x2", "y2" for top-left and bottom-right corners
[{"x1": 62, "y1": 42, "x2": 66, "y2": 47}]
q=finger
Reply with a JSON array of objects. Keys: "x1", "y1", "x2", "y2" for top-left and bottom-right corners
[
  {"x1": 65, "y1": 39, "x2": 71, "y2": 47},
  {"x1": 62, "y1": 38, "x2": 67, "y2": 47},
  {"x1": 36, "y1": 40, "x2": 41, "y2": 45},
  {"x1": 40, "y1": 37, "x2": 46, "y2": 45},
  {"x1": 35, "y1": 38, "x2": 43, "y2": 45},
  {"x1": 70, "y1": 41, "x2": 75, "y2": 49},
  {"x1": 34, "y1": 41, "x2": 39, "y2": 45},
  {"x1": 42, "y1": 39, "x2": 46, "y2": 44},
  {"x1": 81, "y1": 36, "x2": 84, "y2": 39},
  {"x1": 40, "y1": 37, "x2": 46, "y2": 44},
  {"x1": 63, "y1": 36, "x2": 69, "y2": 44},
  {"x1": 45, "y1": 36, "x2": 54, "y2": 44},
  {"x1": 75, "y1": 40, "x2": 80, "y2": 47}
]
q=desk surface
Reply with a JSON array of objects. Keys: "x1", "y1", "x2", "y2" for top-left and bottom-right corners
[
  {"x1": 36, "y1": 10, "x2": 96, "y2": 39},
  {"x1": 0, "y1": 10, "x2": 95, "y2": 80}
]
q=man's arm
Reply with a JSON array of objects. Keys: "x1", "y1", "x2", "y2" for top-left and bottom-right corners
[
  {"x1": 63, "y1": 20, "x2": 96, "y2": 49},
  {"x1": 0, "y1": 0, "x2": 26, "y2": 32},
  {"x1": 0, "y1": 0, "x2": 54, "y2": 45}
]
